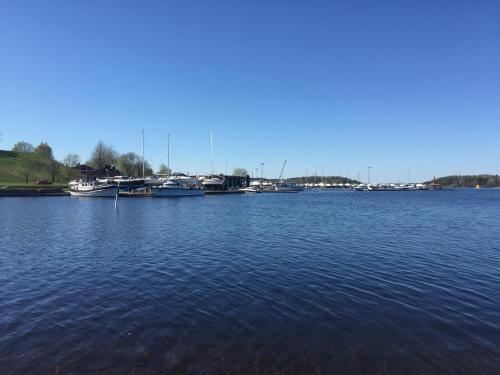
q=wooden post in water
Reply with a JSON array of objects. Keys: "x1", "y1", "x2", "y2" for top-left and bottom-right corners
[{"x1": 114, "y1": 181, "x2": 120, "y2": 211}]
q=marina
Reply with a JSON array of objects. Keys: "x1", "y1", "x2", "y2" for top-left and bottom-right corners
[{"x1": 1, "y1": 175, "x2": 449, "y2": 197}]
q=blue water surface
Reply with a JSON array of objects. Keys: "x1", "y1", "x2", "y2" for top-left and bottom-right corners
[{"x1": 1, "y1": 189, "x2": 500, "y2": 374}]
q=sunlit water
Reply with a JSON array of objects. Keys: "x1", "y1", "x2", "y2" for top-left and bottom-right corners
[{"x1": 1, "y1": 190, "x2": 500, "y2": 374}]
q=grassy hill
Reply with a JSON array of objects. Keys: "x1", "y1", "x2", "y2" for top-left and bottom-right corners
[
  {"x1": 425, "y1": 175, "x2": 500, "y2": 188},
  {"x1": 0, "y1": 150, "x2": 78, "y2": 187}
]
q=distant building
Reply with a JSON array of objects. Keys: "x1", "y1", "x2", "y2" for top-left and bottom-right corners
[
  {"x1": 201, "y1": 174, "x2": 249, "y2": 191},
  {"x1": 71, "y1": 164, "x2": 122, "y2": 179}
]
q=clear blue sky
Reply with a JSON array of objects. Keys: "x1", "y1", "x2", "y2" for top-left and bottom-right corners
[{"x1": 1, "y1": 0, "x2": 499, "y2": 182}]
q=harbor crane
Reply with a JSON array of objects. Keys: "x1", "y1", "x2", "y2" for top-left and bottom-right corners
[{"x1": 279, "y1": 160, "x2": 287, "y2": 181}]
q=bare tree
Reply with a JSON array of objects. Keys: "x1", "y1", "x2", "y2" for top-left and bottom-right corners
[
  {"x1": 89, "y1": 141, "x2": 118, "y2": 169},
  {"x1": 64, "y1": 154, "x2": 81, "y2": 180},
  {"x1": 64, "y1": 154, "x2": 81, "y2": 168}
]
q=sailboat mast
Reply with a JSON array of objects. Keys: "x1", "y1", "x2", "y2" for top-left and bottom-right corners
[
  {"x1": 142, "y1": 129, "x2": 145, "y2": 179},
  {"x1": 210, "y1": 130, "x2": 214, "y2": 175},
  {"x1": 167, "y1": 133, "x2": 170, "y2": 174}
]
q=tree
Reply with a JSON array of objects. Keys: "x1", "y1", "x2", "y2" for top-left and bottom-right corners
[
  {"x1": 144, "y1": 161, "x2": 153, "y2": 177},
  {"x1": 34, "y1": 142, "x2": 54, "y2": 160},
  {"x1": 64, "y1": 154, "x2": 81, "y2": 180},
  {"x1": 12, "y1": 141, "x2": 34, "y2": 153},
  {"x1": 233, "y1": 167, "x2": 248, "y2": 176},
  {"x1": 157, "y1": 163, "x2": 171, "y2": 175},
  {"x1": 88, "y1": 141, "x2": 118, "y2": 169},
  {"x1": 64, "y1": 153, "x2": 81, "y2": 168},
  {"x1": 117, "y1": 152, "x2": 141, "y2": 177},
  {"x1": 20, "y1": 158, "x2": 35, "y2": 184}
]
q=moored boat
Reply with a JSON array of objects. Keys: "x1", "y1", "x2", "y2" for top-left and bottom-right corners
[
  {"x1": 152, "y1": 178, "x2": 205, "y2": 197},
  {"x1": 274, "y1": 182, "x2": 304, "y2": 192},
  {"x1": 69, "y1": 181, "x2": 118, "y2": 197},
  {"x1": 201, "y1": 175, "x2": 225, "y2": 190},
  {"x1": 239, "y1": 187, "x2": 260, "y2": 193}
]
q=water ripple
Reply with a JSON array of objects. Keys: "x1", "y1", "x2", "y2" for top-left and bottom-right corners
[{"x1": 1, "y1": 190, "x2": 500, "y2": 373}]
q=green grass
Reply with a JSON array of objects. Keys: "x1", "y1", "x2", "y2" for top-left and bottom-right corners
[{"x1": 0, "y1": 149, "x2": 78, "y2": 186}]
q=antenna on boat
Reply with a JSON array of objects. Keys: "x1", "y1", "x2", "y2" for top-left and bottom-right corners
[{"x1": 142, "y1": 129, "x2": 145, "y2": 179}]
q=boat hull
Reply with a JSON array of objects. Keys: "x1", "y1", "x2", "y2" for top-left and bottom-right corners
[
  {"x1": 274, "y1": 186, "x2": 303, "y2": 192},
  {"x1": 69, "y1": 187, "x2": 118, "y2": 197},
  {"x1": 239, "y1": 188, "x2": 260, "y2": 193}
]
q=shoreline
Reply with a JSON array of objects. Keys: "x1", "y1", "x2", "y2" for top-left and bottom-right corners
[
  {"x1": 0, "y1": 187, "x2": 70, "y2": 197},
  {"x1": 1, "y1": 185, "x2": 499, "y2": 197}
]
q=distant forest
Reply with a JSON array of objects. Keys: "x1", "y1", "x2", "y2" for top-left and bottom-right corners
[{"x1": 426, "y1": 175, "x2": 500, "y2": 188}]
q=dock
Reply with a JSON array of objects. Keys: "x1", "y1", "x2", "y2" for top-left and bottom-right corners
[{"x1": 205, "y1": 190, "x2": 245, "y2": 195}]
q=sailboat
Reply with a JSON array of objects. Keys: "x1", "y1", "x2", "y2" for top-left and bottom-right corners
[
  {"x1": 274, "y1": 160, "x2": 303, "y2": 192},
  {"x1": 151, "y1": 132, "x2": 205, "y2": 197},
  {"x1": 202, "y1": 130, "x2": 225, "y2": 190}
]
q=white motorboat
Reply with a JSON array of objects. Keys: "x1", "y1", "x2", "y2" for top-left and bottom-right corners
[
  {"x1": 69, "y1": 181, "x2": 118, "y2": 197},
  {"x1": 152, "y1": 178, "x2": 205, "y2": 197},
  {"x1": 239, "y1": 187, "x2": 260, "y2": 193},
  {"x1": 202, "y1": 175, "x2": 225, "y2": 189},
  {"x1": 163, "y1": 174, "x2": 200, "y2": 188}
]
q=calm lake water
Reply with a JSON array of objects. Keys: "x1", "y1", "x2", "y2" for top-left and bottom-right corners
[{"x1": 1, "y1": 189, "x2": 500, "y2": 374}]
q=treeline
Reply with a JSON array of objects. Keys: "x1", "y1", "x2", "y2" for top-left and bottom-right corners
[
  {"x1": 426, "y1": 175, "x2": 500, "y2": 188},
  {"x1": 85, "y1": 141, "x2": 157, "y2": 177},
  {"x1": 1, "y1": 140, "x2": 170, "y2": 184}
]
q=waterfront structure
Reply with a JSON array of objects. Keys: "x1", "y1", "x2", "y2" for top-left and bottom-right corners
[
  {"x1": 71, "y1": 164, "x2": 122, "y2": 180},
  {"x1": 202, "y1": 174, "x2": 248, "y2": 191},
  {"x1": 202, "y1": 175, "x2": 225, "y2": 190}
]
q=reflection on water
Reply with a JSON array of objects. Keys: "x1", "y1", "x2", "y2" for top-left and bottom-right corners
[{"x1": 1, "y1": 190, "x2": 500, "y2": 374}]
